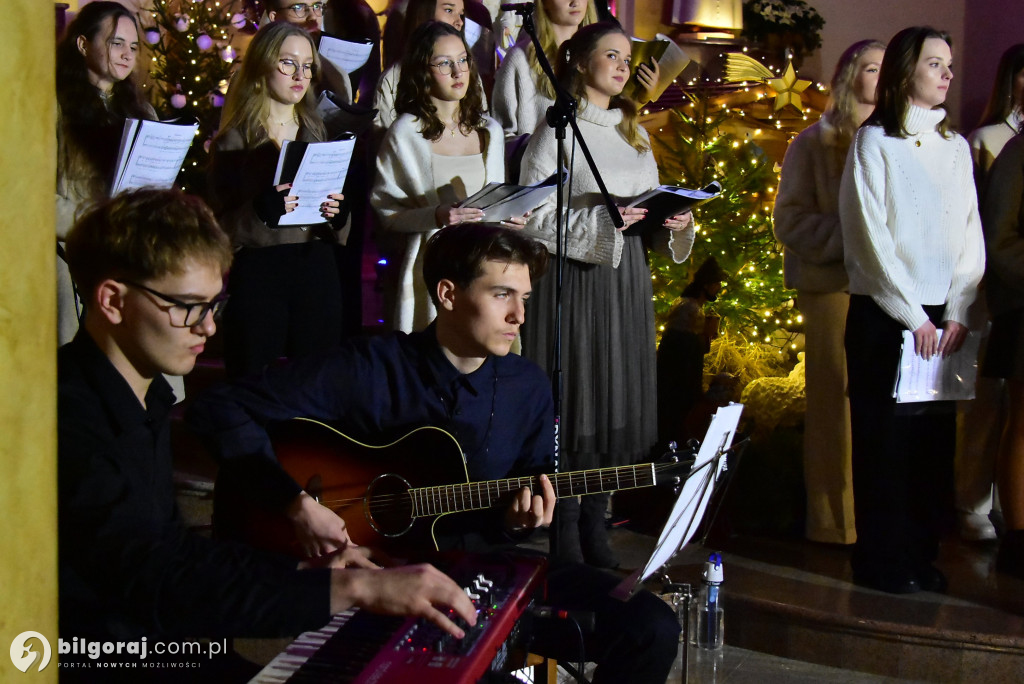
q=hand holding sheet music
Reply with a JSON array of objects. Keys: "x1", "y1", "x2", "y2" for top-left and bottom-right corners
[
  {"x1": 112, "y1": 118, "x2": 198, "y2": 194},
  {"x1": 273, "y1": 138, "x2": 356, "y2": 226},
  {"x1": 459, "y1": 170, "x2": 565, "y2": 222},
  {"x1": 622, "y1": 181, "x2": 721, "y2": 235},
  {"x1": 893, "y1": 329, "x2": 981, "y2": 402}
]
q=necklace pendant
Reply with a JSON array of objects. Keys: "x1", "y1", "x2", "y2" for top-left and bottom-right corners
[{"x1": 915, "y1": 140, "x2": 922, "y2": 147}]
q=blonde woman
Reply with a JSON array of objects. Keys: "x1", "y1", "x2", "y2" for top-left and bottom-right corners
[
  {"x1": 519, "y1": 22, "x2": 694, "y2": 566},
  {"x1": 773, "y1": 39, "x2": 884, "y2": 546},
  {"x1": 208, "y1": 22, "x2": 345, "y2": 377},
  {"x1": 491, "y1": 0, "x2": 597, "y2": 138}
]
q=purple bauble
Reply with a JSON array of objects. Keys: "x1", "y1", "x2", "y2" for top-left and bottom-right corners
[
  {"x1": 231, "y1": 13, "x2": 247, "y2": 29},
  {"x1": 145, "y1": 29, "x2": 160, "y2": 45},
  {"x1": 174, "y1": 14, "x2": 189, "y2": 31},
  {"x1": 196, "y1": 34, "x2": 213, "y2": 51},
  {"x1": 171, "y1": 93, "x2": 187, "y2": 109}
]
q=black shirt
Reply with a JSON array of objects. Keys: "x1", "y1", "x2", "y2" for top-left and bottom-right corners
[
  {"x1": 58, "y1": 332, "x2": 330, "y2": 641},
  {"x1": 187, "y1": 324, "x2": 555, "y2": 548}
]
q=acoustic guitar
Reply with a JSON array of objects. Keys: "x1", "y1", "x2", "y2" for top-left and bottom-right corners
[{"x1": 214, "y1": 417, "x2": 690, "y2": 556}]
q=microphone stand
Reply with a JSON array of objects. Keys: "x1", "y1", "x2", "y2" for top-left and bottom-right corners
[{"x1": 507, "y1": 3, "x2": 624, "y2": 557}]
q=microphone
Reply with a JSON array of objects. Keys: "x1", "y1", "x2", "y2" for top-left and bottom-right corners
[{"x1": 499, "y1": 2, "x2": 534, "y2": 12}]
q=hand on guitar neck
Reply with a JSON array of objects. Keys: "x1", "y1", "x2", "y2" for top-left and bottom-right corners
[{"x1": 504, "y1": 473, "x2": 556, "y2": 534}]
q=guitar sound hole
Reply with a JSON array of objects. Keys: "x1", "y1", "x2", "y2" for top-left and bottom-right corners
[{"x1": 364, "y1": 473, "x2": 414, "y2": 538}]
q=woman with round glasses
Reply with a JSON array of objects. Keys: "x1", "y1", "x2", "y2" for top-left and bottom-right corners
[
  {"x1": 372, "y1": 21, "x2": 519, "y2": 332},
  {"x1": 56, "y1": 1, "x2": 156, "y2": 346},
  {"x1": 208, "y1": 22, "x2": 347, "y2": 377},
  {"x1": 518, "y1": 22, "x2": 694, "y2": 567},
  {"x1": 375, "y1": 0, "x2": 489, "y2": 135}
]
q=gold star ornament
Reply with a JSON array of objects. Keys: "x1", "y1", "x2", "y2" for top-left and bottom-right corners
[{"x1": 768, "y1": 62, "x2": 811, "y2": 112}]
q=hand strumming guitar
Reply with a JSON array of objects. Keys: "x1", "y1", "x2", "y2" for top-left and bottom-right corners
[
  {"x1": 288, "y1": 491, "x2": 351, "y2": 557},
  {"x1": 503, "y1": 473, "x2": 556, "y2": 534}
]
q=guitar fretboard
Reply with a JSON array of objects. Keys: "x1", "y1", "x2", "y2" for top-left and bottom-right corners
[{"x1": 409, "y1": 463, "x2": 657, "y2": 518}]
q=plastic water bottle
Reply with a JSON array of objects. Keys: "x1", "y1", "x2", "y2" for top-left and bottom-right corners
[{"x1": 695, "y1": 552, "x2": 724, "y2": 650}]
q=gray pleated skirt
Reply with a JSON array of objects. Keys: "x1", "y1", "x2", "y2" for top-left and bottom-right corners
[{"x1": 522, "y1": 235, "x2": 658, "y2": 470}]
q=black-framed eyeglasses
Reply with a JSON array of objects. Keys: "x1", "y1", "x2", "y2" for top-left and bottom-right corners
[
  {"x1": 282, "y1": 2, "x2": 326, "y2": 18},
  {"x1": 429, "y1": 56, "x2": 470, "y2": 76},
  {"x1": 277, "y1": 58, "x2": 316, "y2": 79},
  {"x1": 120, "y1": 280, "x2": 229, "y2": 327}
]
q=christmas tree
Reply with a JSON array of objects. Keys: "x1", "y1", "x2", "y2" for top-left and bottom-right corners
[{"x1": 142, "y1": 0, "x2": 251, "y2": 191}]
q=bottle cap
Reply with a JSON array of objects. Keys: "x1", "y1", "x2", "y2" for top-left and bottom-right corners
[{"x1": 702, "y1": 551, "x2": 723, "y2": 584}]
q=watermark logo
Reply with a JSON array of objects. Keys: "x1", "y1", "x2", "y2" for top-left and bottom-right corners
[{"x1": 10, "y1": 631, "x2": 51, "y2": 673}]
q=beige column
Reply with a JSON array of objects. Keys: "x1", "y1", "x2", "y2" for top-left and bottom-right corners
[{"x1": 0, "y1": 2, "x2": 58, "y2": 682}]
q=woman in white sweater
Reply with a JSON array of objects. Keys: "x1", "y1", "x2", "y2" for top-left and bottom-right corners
[
  {"x1": 372, "y1": 21, "x2": 517, "y2": 332},
  {"x1": 519, "y1": 22, "x2": 694, "y2": 566},
  {"x1": 773, "y1": 40, "x2": 884, "y2": 546},
  {"x1": 839, "y1": 26, "x2": 985, "y2": 594},
  {"x1": 491, "y1": 0, "x2": 597, "y2": 139}
]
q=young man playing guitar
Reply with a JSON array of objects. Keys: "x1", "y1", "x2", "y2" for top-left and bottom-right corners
[
  {"x1": 189, "y1": 223, "x2": 681, "y2": 683},
  {"x1": 58, "y1": 189, "x2": 475, "y2": 679}
]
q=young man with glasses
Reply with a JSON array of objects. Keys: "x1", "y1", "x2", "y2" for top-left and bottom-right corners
[{"x1": 57, "y1": 188, "x2": 474, "y2": 677}]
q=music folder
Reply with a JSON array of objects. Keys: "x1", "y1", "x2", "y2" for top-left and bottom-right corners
[
  {"x1": 610, "y1": 403, "x2": 744, "y2": 601},
  {"x1": 273, "y1": 137, "x2": 356, "y2": 226},
  {"x1": 111, "y1": 117, "x2": 198, "y2": 194},
  {"x1": 622, "y1": 181, "x2": 722, "y2": 236}
]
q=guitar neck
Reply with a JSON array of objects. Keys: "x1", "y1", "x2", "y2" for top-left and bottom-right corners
[{"x1": 410, "y1": 463, "x2": 657, "y2": 518}]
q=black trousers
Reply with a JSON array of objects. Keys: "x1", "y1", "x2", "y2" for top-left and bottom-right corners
[
  {"x1": 845, "y1": 295, "x2": 955, "y2": 576},
  {"x1": 529, "y1": 562, "x2": 680, "y2": 684},
  {"x1": 223, "y1": 241, "x2": 343, "y2": 378}
]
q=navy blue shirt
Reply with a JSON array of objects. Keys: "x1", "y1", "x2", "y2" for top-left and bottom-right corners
[
  {"x1": 58, "y1": 333, "x2": 329, "y2": 641},
  {"x1": 187, "y1": 325, "x2": 556, "y2": 546}
]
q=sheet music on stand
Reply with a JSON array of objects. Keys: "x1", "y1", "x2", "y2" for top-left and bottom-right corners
[{"x1": 611, "y1": 403, "x2": 744, "y2": 600}]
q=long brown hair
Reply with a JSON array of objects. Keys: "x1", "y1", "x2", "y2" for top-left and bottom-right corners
[
  {"x1": 217, "y1": 22, "x2": 325, "y2": 148},
  {"x1": 395, "y1": 21, "x2": 488, "y2": 145},
  {"x1": 56, "y1": 1, "x2": 152, "y2": 196},
  {"x1": 527, "y1": 0, "x2": 598, "y2": 100},
  {"x1": 976, "y1": 43, "x2": 1024, "y2": 129},
  {"x1": 867, "y1": 26, "x2": 953, "y2": 139},
  {"x1": 558, "y1": 22, "x2": 647, "y2": 153}
]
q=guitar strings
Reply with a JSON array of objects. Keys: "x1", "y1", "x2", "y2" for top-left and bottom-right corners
[{"x1": 314, "y1": 462, "x2": 685, "y2": 513}]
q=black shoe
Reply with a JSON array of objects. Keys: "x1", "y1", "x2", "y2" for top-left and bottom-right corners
[
  {"x1": 916, "y1": 565, "x2": 948, "y2": 593},
  {"x1": 852, "y1": 568, "x2": 921, "y2": 594},
  {"x1": 996, "y1": 530, "x2": 1024, "y2": 579}
]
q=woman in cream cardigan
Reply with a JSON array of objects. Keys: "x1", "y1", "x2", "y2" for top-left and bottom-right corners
[
  {"x1": 519, "y1": 22, "x2": 694, "y2": 567},
  {"x1": 372, "y1": 21, "x2": 521, "y2": 332},
  {"x1": 773, "y1": 39, "x2": 885, "y2": 546}
]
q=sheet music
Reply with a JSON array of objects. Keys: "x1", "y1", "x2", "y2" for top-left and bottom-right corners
[
  {"x1": 318, "y1": 34, "x2": 373, "y2": 73},
  {"x1": 464, "y1": 18, "x2": 483, "y2": 48},
  {"x1": 276, "y1": 139, "x2": 355, "y2": 226},
  {"x1": 112, "y1": 119, "x2": 197, "y2": 194},
  {"x1": 612, "y1": 404, "x2": 744, "y2": 599},
  {"x1": 893, "y1": 330, "x2": 980, "y2": 402},
  {"x1": 461, "y1": 170, "x2": 564, "y2": 221}
]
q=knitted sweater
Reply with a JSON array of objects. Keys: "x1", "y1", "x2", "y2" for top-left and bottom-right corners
[
  {"x1": 518, "y1": 101, "x2": 693, "y2": 267},
  {"x1": 968, "y1": 110, "x2": 1022, "y2": 185},
  {"x1": 492, "y1": 44, "x2": 552, "y2": 138},
  {"x1": 980, "y1": 132, "x2": 1024, "y2": 315},
  {"x1": 371, "y1": 113, "x2": 506, "y2": 331},
  {"x1": 773, "y1": 118, "x2": 849, "y2": 293},
  {"x1": 839, "y1": 105, "x2": 985, "y2": 331}
]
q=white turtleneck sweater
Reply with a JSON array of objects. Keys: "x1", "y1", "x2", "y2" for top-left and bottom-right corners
[
  {"x1": 839, "y1": 105, "x2": 986, "y2": 331},
  {"x1": 518, "y1": 101, "x2": 693, "y2": 267}
]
